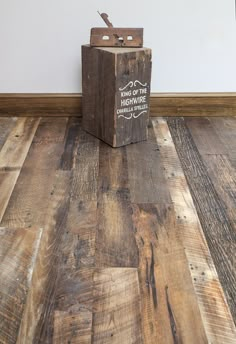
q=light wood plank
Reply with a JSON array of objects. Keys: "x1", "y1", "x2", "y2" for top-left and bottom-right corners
[
  {"x1": 92, "y1": 268, "x2": 143, "y2": 343},
  {"x1": 0, "y1": 117, "x2": 17, "y2": 151},
  {"x1": 153, "y1": 118, "x2": 236, "y2": 343},
  {"x1": 0, "y1": 118, "x2": 40, "y2": 222},
  {"x1": 0, "y1": 227, "x2": 43, "y2": 344},
  {"x1": 132, "y1": 203, "x2": 208, "y2": 343},
  {"x1": 53, "y1": 309, "x2": 92, "y2": 344}
]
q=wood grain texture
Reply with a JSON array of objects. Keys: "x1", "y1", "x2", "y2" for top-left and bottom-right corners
[
  {"x1": 0, "y1": 227, "x2": 42, "y2": 344},
  {"x1": 96, "y1": 142, "x2": 139, "y2": 267},
  {"x1": 1, "y1": 118, "x2": 67, "y2": 229},
  {"x1": 1, "y1": 94, "x2": 236, "y2": 117},
  {"x1": 0, "y1": 117, "x2": 17, "y2": 151},
  {"x1": 0, "y1": 118, "x2": 40, "y2": 222},
  {"x1": 0, "y1": 116, "x2": 236, "y2": 343},
  {"x1": 167, "y1": 117, "x2": 236, "y2": 327},
  {"x1": 153, "y1": 118, "x2": 236, "y2": 343},
  {"x1": 132, "y1": 203, "x2": 208, "y2": 343},
  {"x1": 92, "y1": 268, "x2": 143, "y2": 343}
]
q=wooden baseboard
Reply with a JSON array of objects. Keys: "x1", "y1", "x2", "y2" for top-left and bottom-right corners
[{"x1": 0, "y1": 93, "x2": 236, "y2": 117}]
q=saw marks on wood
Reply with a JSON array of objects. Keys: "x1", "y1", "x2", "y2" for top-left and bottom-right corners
[{"x1": 0, "y1": 116, "x2": 236, "y2": 343}]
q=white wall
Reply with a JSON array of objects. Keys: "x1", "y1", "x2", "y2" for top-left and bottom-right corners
[{"x1": 0, "y1": 0, "x2": 236, "y2": 93}]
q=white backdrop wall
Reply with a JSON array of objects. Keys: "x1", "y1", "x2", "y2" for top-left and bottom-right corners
[{"x1": 0, "y1": 0, "x2": 236, "y2": 93}]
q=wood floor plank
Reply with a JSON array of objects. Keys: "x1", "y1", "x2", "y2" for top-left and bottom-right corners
[
  {"x1": 0, "y1": 227, "x2": 43, "y2": 344},
  {"x1": 96, "y1": 142, "x2": 139, "y2": 267},
  {"x1": 185, "y1": 117, "x2": 226, "y2": 155},
  {"x1": 17, "y1": 121, "x2": 100, "y2": 343},
  {"x1": 92, "y1": 268, "x2": 143, "y2": 343},
  {"x1": 0, "y1": 118, "x2": 40, "y2": 222},
  {"x1": 168, "y1": 117, "x2": 236, "y2": 324},
  {"x1": 158, "y1": 117, "x2": 236, "y2": 342},
  {"x1": 132, "y1": 203, "x2": 208, "y2": 344},
  {"x1": 16, "y1": 171, "x2": 71, "y2": 344},
  {"x1": 53, "y1": 309, "x2": 92, "y2": 344},
  {"x1": 0, "y1": 118, "x2": 68, "y2": 228},
  {"x1": 0, "y1": 117, "x2": 17, "y2": 151},
  {"x1": 126, "y1": 124, "x2": 171, "y2": 204},
  {"x1": 0, "y1": 117, "x2": 40, "y2": 171}
]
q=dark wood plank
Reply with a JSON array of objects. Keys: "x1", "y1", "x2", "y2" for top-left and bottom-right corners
[
  {"x1": 126, "y1": 124, "x2": 171, "y2": 204},
  {"x1": 167, "y1": 116, "x2": 236, "y2": 324},
  {"x1": 95, "y1": 142, "x2": 139, "y2": 267},
  {"x1": 0, "y1": 227, "x2": 42, "y2": 344}
]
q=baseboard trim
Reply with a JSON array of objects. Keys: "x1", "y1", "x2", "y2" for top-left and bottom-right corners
[{"x1": 0, "y1": 93, "x2": 236, "y2": 117}]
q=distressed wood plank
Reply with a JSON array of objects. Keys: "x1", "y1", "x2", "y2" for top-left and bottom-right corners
[
  {"x1": 132, "y1": 203, "x2": 208, "y2": 343},
  {"x1": 185, "y1": 117, "x2": 226, "y2": 155},
  {"x1": 16, "y1": 171, "x2": 71, "y2": 344},
  {"x1": 168, "y1": 117, "x2": 236, "y2": 323},
  {"x1": 95, "y1": 142, "x2": 139, "y2": 267},
  {"x1": 0, "y1": 118, "x2": 40, "y2": 223},
  {"x1": 0, "y1": 117, "x2": 17, "y2": 151},
  {"x1": 126, "y1": 124, "x2": 171, "y2": 204},
  {"x1": 156, "y1": 117, "x2": 236, "y2": 342},
  {"x1": 1, "y1": 118, "x2": 68, "y2": 228},
  {"x1": 92, "y1": 268, "x2": 143, "y2": 343},
  {"x1": 53, "y1": 309, "x2": 92, "y2": 344},
  {"x1": 209, "y1": 117, "x2": 236, "y2": 163},
  {"x1": 0, "y1": 227, "x2": 42, "y2": 344}
]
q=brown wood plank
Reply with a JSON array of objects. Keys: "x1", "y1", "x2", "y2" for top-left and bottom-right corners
[
  {"x1": 132, "y1": 203, "x2": 208, "y2": 343},
  {"x1": 17, "y1": 121, "x2": 99, "y2": 342},
  {"x1": 209, "y1": 117, "x2": 236, "y2": 163},
  {"x1": 0, "y1": 118, "x2": 68, "y2": 229},
  {"x1": 53, "y1": 309, "x2": 92, "y2": 344},
  {"x1": 165, "y1": 117, "x2": 236, "y2": 335},
  {"x1": 0, "y1": 227, "x2": 42, "y2": 344},
  {"x1": 0, "y1": 117, "x2": 17, "y2": 151},
  {"x1": 92, "y1": 268, "x2": 143, "y2": 343},
  {"x1": 126, "y1": 124, "x2": 171, "y2": 204},
  {"x1": 0, "y1": 118, "x2": 40, "y2": 222},
  {"x1": 16, "y1": 171, "x2": 71, "y2": 343},
  {"x1": 95, "y1": 142, "x2": 139, "y2": 267},
  {"x1": 185, "y1": 117, "x2": 226, "y2": 154}
]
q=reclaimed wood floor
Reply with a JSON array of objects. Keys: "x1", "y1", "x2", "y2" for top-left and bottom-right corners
[{"x1": 0, "y1": 116, "x2": 235, "y2": 344}]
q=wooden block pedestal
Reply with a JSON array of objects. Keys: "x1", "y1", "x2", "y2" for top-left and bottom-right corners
[{"x1": 82, "y1": 45, "x2": 152, "y2": 147}]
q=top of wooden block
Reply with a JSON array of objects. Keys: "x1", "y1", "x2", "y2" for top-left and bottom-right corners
[{"x1": 83, "y1": 45, "x2": 151, "y2": 54}]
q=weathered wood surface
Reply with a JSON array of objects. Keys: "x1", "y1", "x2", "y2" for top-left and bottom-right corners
[
  {"x1": 0, "y1": 116, "x2": 236, "y2": 343},
  {"x1": 90, "y1": 28, "x2": 143, "y2": 48},
  {"x1": 0, "y1": 118, "x2": 40, "y2": 222},
  {"x1": 82, "y1": 45, "x2": 152, "y2": 147},
  {"x1": 168, "y1": 116, "x2": 236, "y2": 323}
]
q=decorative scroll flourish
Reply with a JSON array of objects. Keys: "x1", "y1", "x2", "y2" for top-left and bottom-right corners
[
  {"x1": 119, "y1": 80, "x2": 147, "y2": 91},
  {"x1": 118, "y1": 110, "x2": 148, "y2": 120},
  {"x1": 119, "y1": 81, "x2": 134, "y2": 91},
  {"x1": 134, "y1": 80, "x2": 147, "y2": 87}
]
